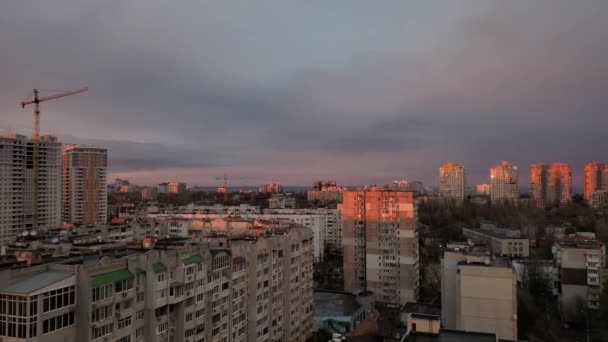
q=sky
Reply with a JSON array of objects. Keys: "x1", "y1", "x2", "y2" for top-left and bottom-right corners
[{"x1": 1, "y1": 1, "x2": 607, "y2": 190}]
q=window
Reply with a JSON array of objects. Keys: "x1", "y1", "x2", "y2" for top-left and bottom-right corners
[
  {"x1": 117, "y1": 316, "x2": 132, "y2": 329},
  {"x1": 91, "y1": 284, "x2": 113, "y2": 302},
  {"x1": 185, "y1": 328, "x2": 195, "y2": 338},
  {"x1": 43, "y1": 286, "x2": 75, "y2": 312},
  {"x1": 186, "y1": 267, "x2": 195, "y2": 275},
  {"x1": 186, "y1": 313, "x2": 193, "y2": 322},
  {"x1": 196, "y1": 293, "x2": 204, "y2": 302},
  {"x1": 115, "y1": 279, "x2": 131, "y2": 293},
  {"x1": 116, "y1": 336, "x2": 131, "y2": 342},
  {"x1": 136, "y1": 310, "x2": 145, "y2": 320},
  {"x1": 195, "y1": 308, "x2": 204, "y2": 318},
  {"x1": 42, "y1": 312, "x2": 74, "y2": 334},
  {"x1": 157, "y1": 273, "x2": 166, "y2": 283},
  {"x1": 91, "y1": 305, "x2": 112, "y2": 322},
  {"x1": 157, "y1": 322, "x2": 168, "y2": 335},
  {"x1": 137, "y1": 292, "x2": 145, "y2": 303},
  {"x1": 91, "y1": 323, "x2": 112, "y2": 339},
  {"x1": 136, "y1": 327, "x2": 144, "y2": 337}
]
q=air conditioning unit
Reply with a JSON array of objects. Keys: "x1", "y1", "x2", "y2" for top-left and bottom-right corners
[
  {"x1": 122, "y1": 292, "x2": 128, "y2": 298},
  {"x1": 186, "y1": 291, "x2": 192, "y2": 297}
]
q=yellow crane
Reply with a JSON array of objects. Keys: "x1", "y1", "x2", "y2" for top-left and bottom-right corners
[{"x1": 21, "y1": 87, "x2": 88, "y2": 229}]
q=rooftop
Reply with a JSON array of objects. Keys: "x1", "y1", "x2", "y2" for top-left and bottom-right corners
[
  {"x1": 314, "y1": 290, "x2": 361, "y2": 317},
  {"x1": 404, "y1": 330, "x2": 497, "y2": 342},
  {"x1": 0, "y1": 270, "x2": 74, "y2": 295}
]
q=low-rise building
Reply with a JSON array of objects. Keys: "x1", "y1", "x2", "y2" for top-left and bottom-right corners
[
  {"x1": 313, "y1": 290, "x2": 375, "y2": 335},
  {"x1": 463, "y1": 224, "x2": 530, "y2": 257},
  {"x1": 268, "y1": 194, "x2": 296, "y2": 209}
]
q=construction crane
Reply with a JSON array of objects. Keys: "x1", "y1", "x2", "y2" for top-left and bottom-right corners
[
  {"x1": 215, "y1": 174, "x2": 251, "y2": 202},
  {"x1": 21, "y1": 87, "x2": 88, "y2": 229}
]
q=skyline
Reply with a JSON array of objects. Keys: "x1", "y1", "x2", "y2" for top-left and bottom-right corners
[{"x1": 2, "y1": 1, "x2": 607, "y2": 188}]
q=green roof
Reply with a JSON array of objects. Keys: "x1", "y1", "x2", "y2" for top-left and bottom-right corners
[
  {"x1": 182, "y1": 255, "x2": 202, "y2": 266},
  {"x1": 91, "y1": 269, "x2": 134, "y2": 287},
  {"x1": 152, "y1": 262, "x2": 167, "y2": 273}
]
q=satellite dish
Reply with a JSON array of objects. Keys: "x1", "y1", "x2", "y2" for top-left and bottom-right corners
[
  {"x1": 30, "y1": 230, "x2": 38, "y2": 236},
  {"x1": 51, "y1": 237, "x2": 60, "y2": 244},
  {"x1": 21, "y1": 231, "x2": 29, "y2": 237}
]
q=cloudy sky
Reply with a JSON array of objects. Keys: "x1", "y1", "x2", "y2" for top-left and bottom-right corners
[{"x1": 1, "y1": 1, "x2": 606, "y2": 190}]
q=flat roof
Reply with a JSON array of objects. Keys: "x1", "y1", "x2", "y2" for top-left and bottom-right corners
[
  {"x1": 0, "y1": 270, "x2": 74, "y2": 295},
  {"x1": 314, "y1": 290, "x2": 360, "y2": 317},
  {"x1": 405, "y1": 329, "x2": 496, "y2": 342}
]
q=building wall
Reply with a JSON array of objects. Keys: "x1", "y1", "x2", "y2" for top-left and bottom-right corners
[
  {"x1": 583, "y1": 162, "x2": 608, "y2": 202},
  {"x1": 531, "y1": 163, "x2": 572, "y2": 208},
  {"x1": 62, "y1": 146, "x2": 107, "y2": 225},
  {"x1": 0, "y1": 134, "x2": 62, "y2": 243},
  {"x1": 342, "y1": 190, "x2": 418, "y2": 304}
]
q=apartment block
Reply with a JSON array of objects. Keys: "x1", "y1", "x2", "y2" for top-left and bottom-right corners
[
  {"x1": 552, "y1": 233, "x2": 606, "y2": 320},
  {"x1": 268, "y1": 194, "x2": 296, "y2": 209},
  {"x1": 258, "y1": 183, "x2": 283, "y2": 194},
  {"x1": 439, "y1": 162, "x2": 466, "y2": 201},
  {"x1": 530, "y1": 163, "x2": 572, "y2": 208},
  {"x1": 166, "y1": 181, "x2": 187, "y2": 194},
  {"x1": 490, "y1": 161, "x2": 519, "y2": 203},
  {"x1": 141, "y1": 187, "x2": 159, "y2": 201},
  {"x1": 583, "y1": 162, "x2": 608, "y2": 201},
  {"x1": 62, "y1": 145, "x2": 108, "y2": 226},
  {"x1": 463, "y1": 224, "x2": 530, "y2": 257},
  {"x1": 441, "y1": 247, "x2": 517, "y2": 341},
  {"x1": 0, "y1": 134, "x2": 62, "y2": 243},
  {"x1": 0, "y1": 221, "x2": 313, "y2": 342},
  {"x1": 342, "y1": 190, "x2": 419, "y2": 304},
  {"x1": 589, "y1": 190, "x2": 608, "y2": 209}
]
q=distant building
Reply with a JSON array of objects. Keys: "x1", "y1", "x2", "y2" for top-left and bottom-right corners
[
  {"x1": 141, "y1": 186, "x2": 158, "y2": 201},
  {"x1": 307, "y1": 180, "x2": 346, "y2": 204},
  {"x1": 259, "y1": 183, "x2": 283, "y2": 193},
  {"x1": 476, "y1": 184, "x2": 490, "y2": 196},
  {"x1": 531, "y1": 163, "x2": 572, "y2": 208},
  {"x1": 584, "y1": 162, "x2": 608, "y2": 203},
  {"x1": 391, "y1": 180, "x2": 427, "y2": 195},
  {"x1": 553, "y1": 233, "x2": 606, "y2": 320},
  {"x1": 268, "y1": 194, "x2": 296, "y2": 209},
  {"x1": 589, "y1": 190, "x2": 608, "y2": 209},
  {"x1": 313, "y1": 180, "x2": 337, "y2": 191},
  {"x1": 0, "y1": 134, "x2": 62, "y2": 243},
  {"x1": 167, "y1": 181, "x2": 186, "y2": 194},
  {"x1": 490, "y1": 161, "x2": 519, "y2": 203},
  {"x1": 342, "y1": 190, "x2": 419, "y2": 304},
  {"x1": 441, "y1": 247, "x2": 517, "y2": 340},
  {"x1": 62, "y1": 145, "x2": 108, "y2": 226},
  {"x1": 439, "y1": 162, "x2": 466, "y2": 201},
  {"x1": 157, "y1": 182, "x2": 168, "y2": 194},
  {"x1": 463, "y1": 224, "x2": 530, "y2": 257}
]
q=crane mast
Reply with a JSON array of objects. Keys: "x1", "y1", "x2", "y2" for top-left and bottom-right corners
[{"x1": 21, "y1": 87, "x2": 88, "y2": 230}]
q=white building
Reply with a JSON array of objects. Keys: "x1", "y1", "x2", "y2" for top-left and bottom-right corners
[
  {"x1": 0, "y1": 134, "x2": 62, "y2": 243},
  {"x1": 490, "y1": 161, "x2": 519, "y2": 203}
]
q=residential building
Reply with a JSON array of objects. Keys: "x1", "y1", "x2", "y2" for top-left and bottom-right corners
[
  {"x1": 180, "y1": 204, "x2": 261, "y2": 215},
  {"x1": 391, "y1": 181, "x2": 427, "y2": 195},
  {"x1": 342, "y1": 190, "x2": 419, "y2": 304},
  {"x1": 463, "y1": 224, "x2": 530, "y2": 257},
  {"x1": 141, "y1": 186, "x2": 159, "y2": 201},
  {"x1": 552, "y1": 233, "x2": 606, "y2": 320},
  {"x1": 313, "y1": 180, "x2": 337, "y2": 191},
  {"x1": 490, "y1": 161, "x2": 519, "y2": 203},
  {"x1": 441, "y1": 247, "x2": 517, "y2": 340},
  {"x1": 268, "y1": 194, "x2": 296, "y2": 209},
  {"x1": 439, "y1": 162, "x2": 466, "y2": 201},
  {"x1": 258, "y1": 183, "x2": 283, "y2": 194},
  {"x1": 589, "y1": 190, "x2": 608, "y2": 209},
  {"x1": 0, "y1": 220, "x2": 314, "y2": 342},
  {"x1": 530, "y1": 163, "x2": 572, "y2": 208},
  {"x1": 584, "y1": 162, "x2": 608, "y2": 203},
  {"x1": 307, "y1": 181, "x2": 346, "y2": 204},
  {"x1": 0, "y1": 134, "x2": 62, "y2": 243},
  {"x1": 157, "y1": 183, "x2": 168, "y2": 194},
  {"x1": 167, "y1": 181, "x2": 186, "y2": 194},
  {"x1": 476, "y1": 184, "x2": 490, "y2": 196},
  {"x1": 62, "y1": 145, "x2": 108, "y2": 226}
]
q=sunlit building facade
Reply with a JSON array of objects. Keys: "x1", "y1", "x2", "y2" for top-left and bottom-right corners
[
  {"x1": 490, "y1": 161, "x2": 519, "y2": 203},
  {"x1": 342, "y1": 190, "x2": 419, "y2": 304},
  {"x1": 583, "y1": 162, "x2": 608, "y2": 203},
  {"x1": 530, "y1": 163, "x2": 572, "y2": 208},
  {"x1": 62, "y1": 145, "x2": 108, "y2": 225},
  {"x1": 439, "y1": 162, "x2": 466, "y2": 201}
]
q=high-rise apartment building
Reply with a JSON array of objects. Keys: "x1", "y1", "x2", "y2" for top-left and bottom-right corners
[
  {"x1": 476, "y1": 184, "x2": 490, "y2": 196},
  {"x1": 0, "y1": 221, "x2": 313, "y2": 342},
  {"x1": 583, "y1": 162, "x2": 608, "y2": 202},
  {"x1": 0, "y1": 134, "x2": 62, "y2": 243},
  {"x1": 490, "y1": 161, "x2": 519, "y2": 203},
  {"x1": 62, "y1": 145, "x2": 108, "y2": 225},
  {"x1": 167, "y1": 181, "x2": 187, "y2": 194},
  {"x1": 342, "y1": 190, "x2": 419, "y2": 304},
  {"x1": 439, "y1": 162, "x2": 466, "y2": 201},
  {"x1": 530, "y1": 163, "x2": 572, "y2": 208}
]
